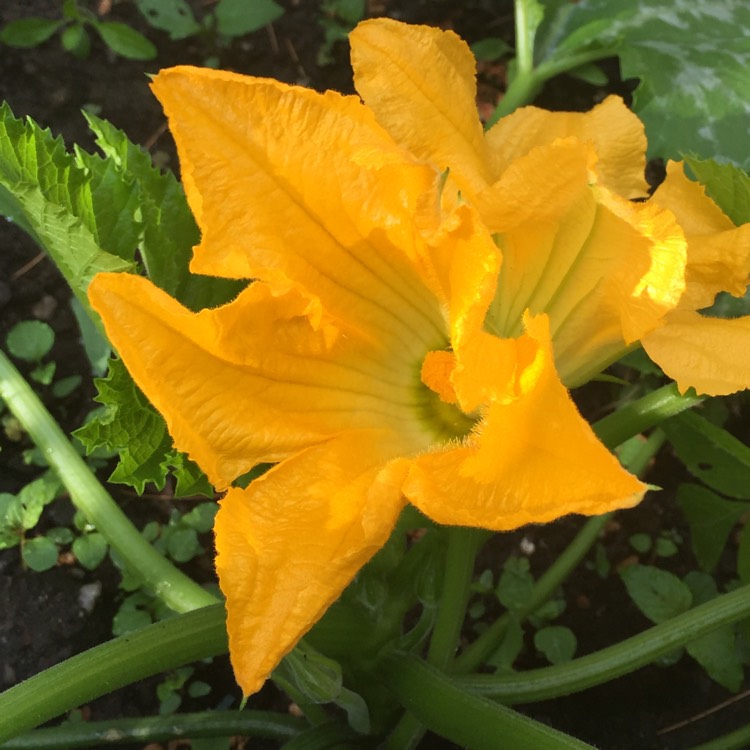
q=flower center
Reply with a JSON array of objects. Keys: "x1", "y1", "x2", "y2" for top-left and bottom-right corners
[{"x1": 416, "y1": 349, "x2": 477, "y2": 443}]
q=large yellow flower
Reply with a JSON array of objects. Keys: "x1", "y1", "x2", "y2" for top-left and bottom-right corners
[{"x1": 87, "y1": 19, "x2": 748, "y2": 697}]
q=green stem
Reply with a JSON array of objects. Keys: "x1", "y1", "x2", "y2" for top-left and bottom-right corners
[
  {"x1": 379, "y1": 653, "x2": 595, "y2": 750},
  {"x1": 0, "y1": 710, "x2": 301, "y2": 749},
  {"x1": 0, "y1": 349, "x2": 216, "y2": 613},
  {"x1": 486, "y1": 47, "x2": 619, "y2": 126},
  {"x1": 458, "y1": 584, "x2": 750, "y2": 703},
  {"x1": 382, "y1": 712, "x2": 425, "y2": 750},
  {"x1": 514, "y1": 0, "x2": 536, "y2": 76},
  {"x1": 454, "y1": 428, "x2": 666, "y2": 674},
  {"x1": 593, "y1": 382, "x2": 702, "y2": 449},
  {"x1": 427, "y1": 528, "x2": 489, "y2": 670},
  {"x1": 0, "y1": 604, "x2": 228, "y2": 745}
]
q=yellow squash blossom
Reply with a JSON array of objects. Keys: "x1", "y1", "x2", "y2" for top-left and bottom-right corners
[{"x1": 87, "y1": 19, "x2": 747, "y2": 697}]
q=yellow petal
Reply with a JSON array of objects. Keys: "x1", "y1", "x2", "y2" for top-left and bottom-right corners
[
  {"x1": 89, "y1": 272, "x2": 432, "y2": 488},
  {"x1": 650, "y1": 162, "x2": 750, "y2": 310},
  {"x1": 642, "y1": 310, "x2": 750, "y2": 396},
  {"x1": 351, "y1": 17, "x2": 491, "y2": 197},
  {"x1": 484, "y1": 156, "x2": 686, "y2": 385},
  {"x1": 214, "y1": 430, "x2": 407, "y2": 696},
  {"x1": 405, "y1": 314, "x2": 645, "y2": 529},
  {"x1": 421, "y1": 350, "x2": 458, "y2": 404},
  {"x1": 475, "y1": 138, "x2": 595, "y2": 233},
  {"x1": 151, "y1": 66, "x2": 444, "y2": 347},
  {"x1": 485, "y1": 95, "x2": 649, "y2": 199}
]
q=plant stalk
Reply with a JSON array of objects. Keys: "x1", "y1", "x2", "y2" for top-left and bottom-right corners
[
  {"x1": 486, "y1": 47, "x2": 618, "y2": 126},
  {"x1": 593, "y1": 382, "x2": 702, "y2": 449},
  {"x1": 0, "y1": 709, "x2": 302, "y2": 749},
  {"x1": 0, "y1": 604, "x2": 228, "y2": 745},
  {"x1": 459, "y1": 583, "x2": 750, "y2": 703},
  {"x1": 379, "y1": 652, "x2": 595, "y2": 750},
  {"x1": 427, "y1": 527, "x2": 490, "y2": 670}
]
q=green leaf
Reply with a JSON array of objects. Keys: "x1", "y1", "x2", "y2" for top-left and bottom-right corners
[
  {"x1": 165, "y1": 526, "x2": 201, "y2": 563},
  {"x1": 0, "y1": 18, "x2": 63, "y2": 47},
  {"x1": 323, "y1": 0, "x2": 365, "y2": 25},
  {"x1": 62, "y1": 0, "x2": 82, "y2": 22},
  {"x1": 46, "y1": 526, "x2": 74, "y2": 545},
  {"x1": 534, "y1": 625, "x2": 577, "y2": 664},
  {"x1": 6, "y1": 320, "x2": 55, "y2": 361},
  {"x1": 687, "y1": 624, "x2": 744, "y2": 692},
  {"x1": 683, "y1": 570, "x2": 718, "y2": 607},
  {"x1": 83, "y1": 112, "x2": 244, "y2": 311},
  {"x1": 0, "y1": 494, "x2": 23, "y2": 549},
  {"x1": 684, "y1": 156, "x2": 750, "y2": 227},
  {"x1": 74, "y1": 358, "x2": 213, "y2": 497},
  {"x1": 337, "y1": 686, "x2": 371, "y2": 734},
  {"x1": 529, "y1": 597, "x2": 565, "y2": 628},
  {"x1": 181, "y1": 502, "x2": 218, "y2": 533},
  {"x1": 135, "y1": 0, "x2": 201, "y2": 40},
  {"x1": 72, "y1": 532, "x2": 108, "y2": 570},
  {"x1": 92, "y1": 21, "x2": 157, "y2": 60},
  {"x1": 534, "y1": 0, "x2": 579, "y2": 61},
  {"x1": 31, "y1": 361, "x2": 56, "y2": 385},
  {"x1": 0, "y1": 183, "x2": 40, "y2": 240},
  {"x1": 628, "y1": 533, "x2": 652, "y2": 554},
  {"x1": 187, "y1": 680, "x2": 211, "y2": 698},
  {"x1": 654, "y1": 537, "x2": 678, "y2": 558},
  {"x1": 70, "y1": 296, "x2": 110, "y2": 376},
  {"x1": 60, "y1": 23, "x2": 90, "y2": 57},
  {"x1": 112, "y1": 597, "x2": 153, "y2": 636},
  {"x1": 471, "y1": 37, "x2": 512, "y2": 62},
  {"x1": 737, "y1": 523, "x2": 750, "y2": 585},
  {"x1": 554, "y1": 0, "x2": 750, "y2": 168},
  {"x1": 566, "y1": 61, "x2": 607, "y2": 86},
  {"x1": 214, "y1": 0, "x2": 284, "y2": 37},
  {"x1": 22, "y1": 536, "x2": 59, "y2": 571},
  {"x1": 170, "y1": 452, "x2": 213, "y2": 498},
  {"x1": 73, "y1": 148, "x2": 144, "y2": 264},
  {"x1": 682, "y1": 572, "x2": 743, "y2": 691},
  {"x1": 620, "y1": 564, "x2": 692, "y2": 624},
  {"x1": 495, "y1": 556, "x2": 534, "y2": 615},
  {"x1": 17, "y1": 473, "x2": 62, "y2": 531},
  {"x1": 0, "y1": 102, "x2": 137, "y2": 317},
  {"x1": 677, "y1": 484, "x2": 750, "y2": 571},
  {"x1": 74, "y1": 358, "x2": 172, "y2": 494},
  {"x1": 52, "y1": 374, "x2": 82, "y2": 398},
  {"x1": 663, "y1": 411, "x2": 750, "y2": 500}
]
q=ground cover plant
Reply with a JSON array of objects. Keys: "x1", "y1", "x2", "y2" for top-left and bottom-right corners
[{"x1": 1, "y1": 1, "x2": 750, "y2": 748}]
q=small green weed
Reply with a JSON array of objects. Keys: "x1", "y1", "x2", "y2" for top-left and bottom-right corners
[
  {"x1": 134, "y1": 0, "x2": 284, "y2": 53},
  {"x1": 0, "y1": 0, "x2": 156, "y2": 60},
  {"x1": 318, "y1": 0, "x2": 365, "y2": 66}
]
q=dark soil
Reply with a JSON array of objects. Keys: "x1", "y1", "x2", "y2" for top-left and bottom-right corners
[{"x1": 1, "y1": 2, "x2": 748, "y2": 749}]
